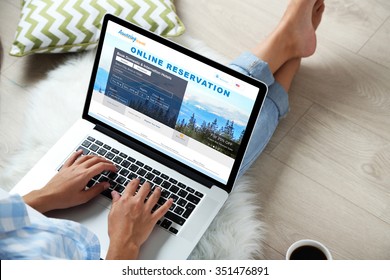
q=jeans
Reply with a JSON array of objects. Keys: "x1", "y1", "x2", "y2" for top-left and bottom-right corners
[{"x1": 229, "y1": 51, "x2": 290, "y2": 176}]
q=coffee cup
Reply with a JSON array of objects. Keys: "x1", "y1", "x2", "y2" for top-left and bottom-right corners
[{"x1": 286, "y1": 239, "x2": 332, "y2": 260}]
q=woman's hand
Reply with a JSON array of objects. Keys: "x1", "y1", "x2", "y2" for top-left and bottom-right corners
[
  {"x1": 106, "y1": 179, "x2": 173, "y2": 259},
  {"x1": 23, "y1": 150, "x2": 117, "y2": 213}
]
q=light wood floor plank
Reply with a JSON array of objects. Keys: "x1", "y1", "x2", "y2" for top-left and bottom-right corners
[
  {"x1": 0, "y1": 0, "x2": 22, "y2": 71},
  {"x1": 271, "y1": 104, "x2": 390, "y2": 224},
  {"x1": 249, "y1": 153, "x2": 390, "y2": 260},
  {"x1": 319, "y1": 0, "x2": 390, "y2": 53},
  {"x1": 293, "y1": 38, "x2": 390, "y2": 141},
  {"x1": 176, "y1": 0, "x2": 280, "y2": 60},
  {"x1": 359, "y1": 17, "x2": 390, "y2": 69}
]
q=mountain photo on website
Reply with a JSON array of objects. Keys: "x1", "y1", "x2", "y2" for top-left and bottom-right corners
[{"x1": 175, "y1": 85, "x2": 253, "y2": 159}]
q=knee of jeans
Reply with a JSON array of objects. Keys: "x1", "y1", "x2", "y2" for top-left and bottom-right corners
[
  {"x1": 238, "y1": 99, "x2": 279, "y2": 177},
  {"x1": 267, "y1": 82, "x2": 290, "y2": 119}
]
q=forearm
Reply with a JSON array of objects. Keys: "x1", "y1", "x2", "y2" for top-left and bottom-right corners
[{"x1": 23, "y1": 189, "x2": 54, "y2": 213}]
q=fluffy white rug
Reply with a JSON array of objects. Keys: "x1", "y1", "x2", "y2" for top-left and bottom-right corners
[{"x1": 0, "y1": 35, "x2": 265, "y2": 259}]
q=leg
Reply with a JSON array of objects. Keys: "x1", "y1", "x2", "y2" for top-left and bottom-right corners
[
  {"x1": 251, "y1": 0, "x2": 319, "y2": 74},
  {"x1": 232, "y1": 0, "x2": 325, "y2": 176},
  {"x1": 273, "y1": 0, "x2": 325, "y2": 92},
  {"x1": 230, "y1": 0, "x2": 324, "y2": 88},
  {"x1": 274, "y1": 58, "x2": 301, "y2": 92}
]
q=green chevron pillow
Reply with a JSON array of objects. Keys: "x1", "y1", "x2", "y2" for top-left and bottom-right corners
[{"x1": 10, "y1": 0, "x2": 185, "y2": 56}]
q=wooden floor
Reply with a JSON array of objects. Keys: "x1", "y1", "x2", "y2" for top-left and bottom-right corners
[{"x1": 1, "y1": 0, "x2": 390, "y2": 259}]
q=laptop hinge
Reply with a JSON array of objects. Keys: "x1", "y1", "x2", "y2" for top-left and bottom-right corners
[{"x1": 94, "y1": 124, "x2": 215, "y2": 189}]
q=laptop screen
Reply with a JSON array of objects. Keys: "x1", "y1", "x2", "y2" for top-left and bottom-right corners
[{"x1": 87, "y1": 16, "x2": 266, "y2": 186}]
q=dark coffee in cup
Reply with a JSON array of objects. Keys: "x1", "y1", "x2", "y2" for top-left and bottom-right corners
[
  {"x1": 289, "y1": 245, "x2": 327, "y2": 260},
  {"x1": 286, "y1": 239, "x2": 332, "y2": 260}
]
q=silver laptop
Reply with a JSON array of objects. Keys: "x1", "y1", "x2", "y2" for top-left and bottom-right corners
[{"x1": 12, "y1": 14, "x2": 267, "y2": 259}]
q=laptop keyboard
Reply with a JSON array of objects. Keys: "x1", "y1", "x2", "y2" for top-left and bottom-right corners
[{"x1": 73, "y1": 136, "x2": 204, "y2": 235}]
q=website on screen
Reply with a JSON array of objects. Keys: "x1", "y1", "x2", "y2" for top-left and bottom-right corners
[{"x1": 89, "y1": 21, "x2": 259, "y2": 184}]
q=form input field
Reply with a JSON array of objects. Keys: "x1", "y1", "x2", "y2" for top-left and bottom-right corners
[{"x1": 115, "y1": 55, "x2": 134, "y2": 67}]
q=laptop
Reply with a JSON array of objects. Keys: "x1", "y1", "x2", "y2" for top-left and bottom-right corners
[{"x1": 12, "y1": 14, "x2": 268, "y2": 259}]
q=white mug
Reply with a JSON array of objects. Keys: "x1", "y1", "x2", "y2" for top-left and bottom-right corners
[{"x1": 286, "y1": 239, "x2": 332, "y2": 260}]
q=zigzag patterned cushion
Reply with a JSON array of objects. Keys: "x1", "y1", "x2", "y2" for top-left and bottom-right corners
[{"x1": 10, "y1": 0, "x2": 185, "y2": 56}]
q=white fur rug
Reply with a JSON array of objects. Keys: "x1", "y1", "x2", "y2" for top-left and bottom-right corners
[{"x1": 0, "y1": 35, "x2": 265, "y2": 259}]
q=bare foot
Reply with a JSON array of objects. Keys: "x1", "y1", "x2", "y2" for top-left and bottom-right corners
[
  {"x1": 273, "y1": 0, "x2": 325, "y2": 92},
  {"x1": 252, "y1": 0, "x2": 321, "y2": 73},
  {"x1": 278, "y1": 0, "x2": 320, "y2": 58}
]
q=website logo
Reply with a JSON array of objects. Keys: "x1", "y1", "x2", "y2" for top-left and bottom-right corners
[
  {"x1": 118, "y1": 29, "x2": 136, "y2": 42},
  {"x1": 118, "y1": 29, "x2": 146, "y2": 46}
]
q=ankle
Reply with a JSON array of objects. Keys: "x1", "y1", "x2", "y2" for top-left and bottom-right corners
[{"x1": 252, "y1": 30, "x2": 298, "y2": 73}]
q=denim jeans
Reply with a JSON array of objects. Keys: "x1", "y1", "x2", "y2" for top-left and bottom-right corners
[{"x1": 229, "y1": 51, "x2": 290, "y2": 176}]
